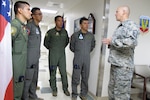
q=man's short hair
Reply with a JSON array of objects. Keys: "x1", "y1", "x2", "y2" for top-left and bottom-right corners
[
  {"x1": 80, "y1": 17, "x2": 88, "y2": 24},
  {"x1": 14, "y1": 1, "x2": 30, "y2": 14},
  {"x1": 55, "y1": 15, "x2": 63, "y2": 22},
  {"x1": 31, "y1": 7, "x2": 40, "y2": 15}
]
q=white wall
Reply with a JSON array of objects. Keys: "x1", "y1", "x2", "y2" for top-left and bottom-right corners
[
  {"x1": 65, "y1": 0, "x2": 105, "y2": 95},
  {"x1": 40, "y1": 25, "x2": 49, "y2": 53},
  {"x1": 102, "y1": 0, "x2": 150, "y2": 96}
]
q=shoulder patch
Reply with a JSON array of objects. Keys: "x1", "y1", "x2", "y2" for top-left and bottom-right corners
[{"x1": 11, "y1": 26, "x2": 17, "y2": 36}]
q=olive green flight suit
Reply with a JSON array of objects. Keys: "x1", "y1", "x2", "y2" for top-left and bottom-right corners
[
  {"x1": 44, "y1": 27, "x2": 69, "y2": 92},
  {"x1": 11, "y1": 18, "x2": 28, "y2": 100}
]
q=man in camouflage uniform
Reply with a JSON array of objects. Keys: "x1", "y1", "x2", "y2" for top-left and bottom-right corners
[
  {"x1": 11, "y1": 1, "x2": 31, "y2": 100},
  {"x1": 102, "y1": 6, "x2": 140, "y2": 100}
]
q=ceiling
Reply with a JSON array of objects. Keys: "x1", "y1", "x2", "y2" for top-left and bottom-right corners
[{"x1": 12, "y1": 0, "x2": 83, "y2": 26}]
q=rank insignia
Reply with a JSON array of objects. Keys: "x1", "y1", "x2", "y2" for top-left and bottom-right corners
[
  {"x1": 56, "y1": 32, "x2": 60, "y2": 36},
  {"x1": 140, "y1": 16, "x2": 150, "y2": 33}
]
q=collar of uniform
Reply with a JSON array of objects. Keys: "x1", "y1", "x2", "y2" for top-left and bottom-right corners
[
  {"x1": 79, "y1": 30, "x2": 88, "y2": 35},
  {"x1": 15, "y1": 17, "x2": 26, "y2": 26},
  {"x1": 32, "y1": 20, "x2": 39, "y2": 27},
  {"x1": 121, "y1": 19, "x2": 130, "y2": 26},
  {"x1": 54, "y1": 27, "x2": 62, "y2": 32}
]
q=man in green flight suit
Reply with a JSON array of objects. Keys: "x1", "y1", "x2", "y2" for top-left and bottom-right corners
[
  {"x1": 44, "y1": 15, "x2": 70, "y2": 97},
  {"x1": 11, "y1": 1, "x2": 31, "y2": 100}
]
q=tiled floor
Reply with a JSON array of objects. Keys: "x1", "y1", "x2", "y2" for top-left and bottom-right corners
[
  {"x1": 37, "y1": 52, "x2": 94, "y2": 100},
  {"x1": 36, "y1": 52, "x2": 147, "y2": 100}
]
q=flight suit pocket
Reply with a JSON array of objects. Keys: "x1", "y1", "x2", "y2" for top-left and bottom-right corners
[
  {"x1": 14, "y1": 81, "x2": 24, "y2": 97},
  {"x1": 14, "y1": 40, "x2": 24, "y2": 53},
  {"x1": 25, "y1": 68, "x2": 34, "y2": 80},
  {"x1": 28, "y1": 35, "x2": 38, "y2": 48},
  {"x1": 73, "y1": 64, "x2": 80, "y2": 69}
]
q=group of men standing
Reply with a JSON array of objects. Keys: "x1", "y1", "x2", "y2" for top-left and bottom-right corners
[
  {"x1": 11, "y1": 1, "x2": 43, "y2": 100},
  {"x1": 44, "y1": 16, "x2": 95, "y2": 100},
  {"x1": 11, "y1": 1, "x2": 139, "y2": 100},
  {"x1": 11, "y1": 1, "x2": 95, "y2": 100}
]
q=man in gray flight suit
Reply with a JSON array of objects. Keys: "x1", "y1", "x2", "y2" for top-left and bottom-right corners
[
  {"x1": 102, "y1": 6, "x2": 139, "y2": 100},
  {"x1": 70, "y1": 17, "x2": 95, "y2": 100},
  {"x1": 22, "y1": 7, "x2": 43, "y2": 100},
  {"x1": 11, "y1": 1, "x2": 31, "y2": 100},
  {"x1": 44, "y1": 15, "x2": 70, "y2": 97}
]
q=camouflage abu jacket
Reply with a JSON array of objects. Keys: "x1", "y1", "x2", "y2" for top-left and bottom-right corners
[{"x1": 108, "y1": 20, "x2": 140, "y2": 68}]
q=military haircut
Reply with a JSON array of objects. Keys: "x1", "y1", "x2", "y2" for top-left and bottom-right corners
[
  {"x1": 80, "y1": 17, "x2": 88, "y2": 24},
  {"x1": 31, "y1": 7, "x2": 40, "y2": 15},
  {"x1": 14, "y1": 1, "x2": 30, "y2": 14},
  {"x1": 55, "y1": 15, "x2": 63, "y2": 22}
]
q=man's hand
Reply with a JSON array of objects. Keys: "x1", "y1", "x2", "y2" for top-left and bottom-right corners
[{"x1": 102, "y1": 38, "x2": 112, "y2": 45}]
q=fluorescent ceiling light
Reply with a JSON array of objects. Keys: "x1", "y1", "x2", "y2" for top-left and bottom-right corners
[{"x1": 41, "y1": 9, "x2": 57, "y2": 14}]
